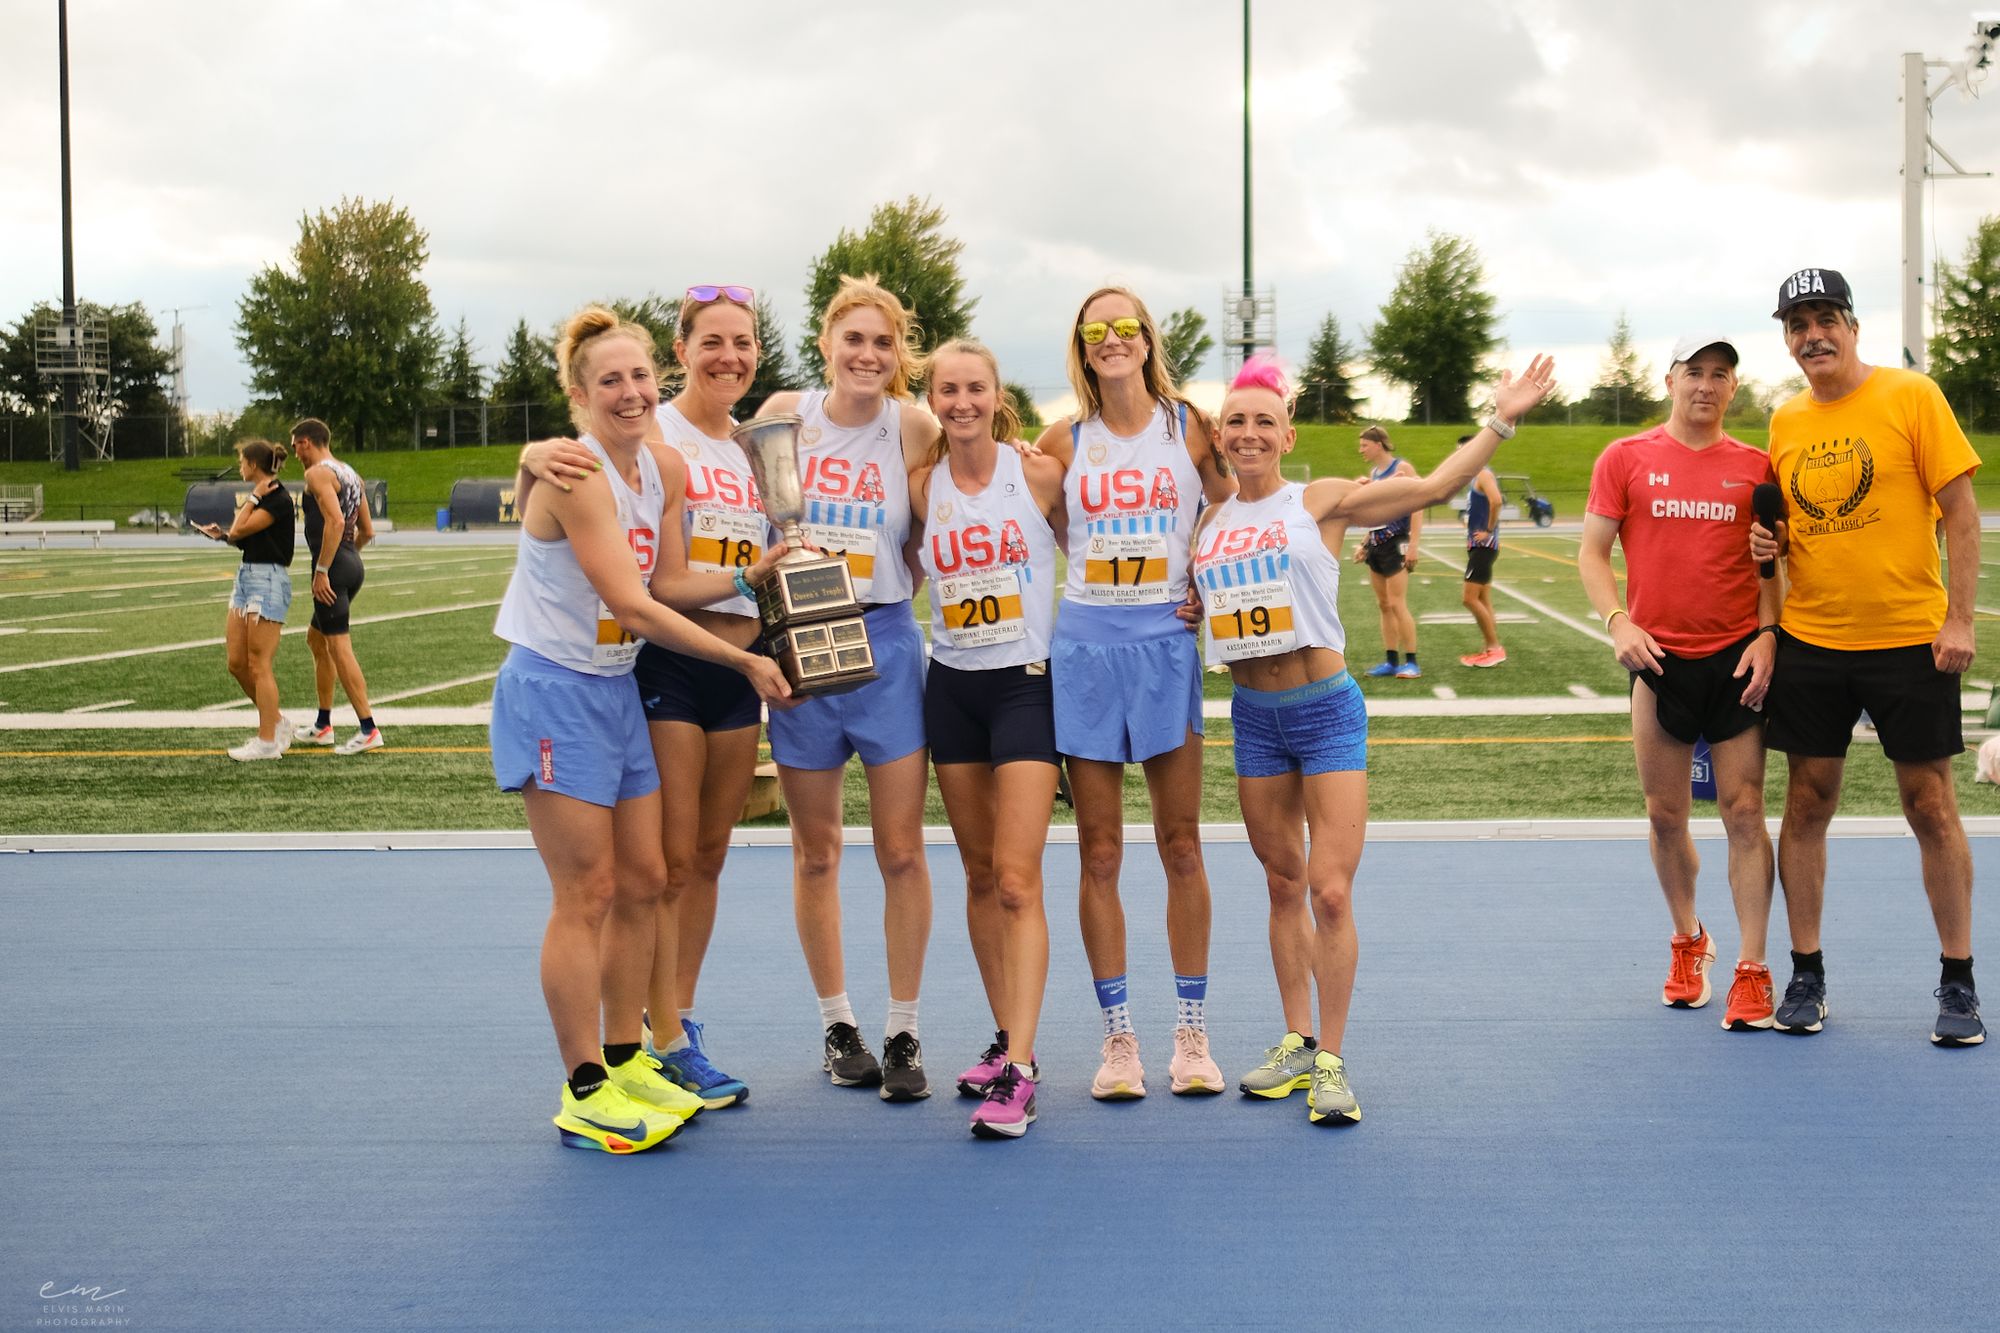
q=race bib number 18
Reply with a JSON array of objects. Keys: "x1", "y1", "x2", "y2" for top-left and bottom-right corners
[{"x1": 688, "y1": 509, "x2": 764, "y2": 573}]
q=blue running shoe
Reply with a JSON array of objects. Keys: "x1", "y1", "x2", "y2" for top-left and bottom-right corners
[
  {"x1": 649, "y1": 1018, "x2": 749, "y2": 1108},
  {"x1": 1932, "y1": 982, "x2": 1985, "y2": 1047},
  {"x1": 1363, "y1": 661, "x2": 1398, "y2": 678},
  {"x1": 1394, "y1": 660, "x2": 1422, "y2": 679}
]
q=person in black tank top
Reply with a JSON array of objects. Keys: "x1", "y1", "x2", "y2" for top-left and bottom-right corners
[
  {"x1": 290, "y1": 419, "x2": 383, "y2": 755},
  {"x1": 1352, "y1": 426, "x2": 1423, "y2": 678}
]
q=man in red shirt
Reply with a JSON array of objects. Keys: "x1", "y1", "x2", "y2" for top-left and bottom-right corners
[{"x1": 1581, "y1": 335, "x2": 1782, "y2": 1030}]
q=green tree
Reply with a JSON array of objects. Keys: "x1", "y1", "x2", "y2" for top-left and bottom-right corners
[
  {"x1": 1158, "y1": 307, "x2": 1214, "y2": 388},
  {"x1": 438, "y1": 317, "x2": 485, "y2": 402},
  {"x1": 1367, "y1": 231, "x2": 1499, "y2": 424},
  {"x1": 487, "y1": 318, "x2": 566, "y2": 441},
  {"x1": 1583, "y1": 312, "x2": 1663, "y2": 426},
  {"x1": 605, "y1": 295, "x2": 681, "y2": 374},
  {"x1": 1294, "y1": 312, "x2": 1364, "y2": 423},
  {"x1": 235, "y1": 196, "x2": 441, "y2": 450},
  {"x1": 0, "y1": 300, "x2": 176, "y2": 452},
  {"x1": 798, "y1": 195, "x2": 976, "y2": 383},
  {"x1": 1005, "y1": 381, "x2": 1043, "y2": 433},
  {"x1": 1930, "y1": 214, "x2": 2000, "y2": 432}
]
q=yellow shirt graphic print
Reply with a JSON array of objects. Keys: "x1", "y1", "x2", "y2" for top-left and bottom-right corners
[{"x1": 1768, "y1": 368, "x2": 1980, "y2": 650}]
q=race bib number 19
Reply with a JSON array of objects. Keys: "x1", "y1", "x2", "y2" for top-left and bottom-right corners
[{"x1": 1206, "y1": 580, "x2": 1297, "y2": 662}]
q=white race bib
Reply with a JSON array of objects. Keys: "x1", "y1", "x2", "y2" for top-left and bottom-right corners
[
  {"x1": 801, "y1": 522, "x2": 878, "y2": 596},
  {"x1": 593, "y1": 599, "x2": 641, "y2": 669},
  {"x1": 1079, "y1": 530, "x2": 1171, "y2": 605},
  {"x1": 1205, "y1": 579, "x2": 1297, "y2": 662},
  {"x1": 937, "y1": 568, "x2": 1027, "y2": 649},
  {"x1": 687, "y1": 509, "x2": 764, "y2": 574}
]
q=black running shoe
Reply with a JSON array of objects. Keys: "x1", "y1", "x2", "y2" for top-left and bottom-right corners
[
  {"x1": 823, "y1": 1022, "x2": 882, "y2": 1087},
  {"x1": 880, "y1": 1030, "x2": 931, "y2": 1101},
  {"x1": 1773, "y1": 971, "x2": 1827, "y2": 1034},
  {"x1": 1932, "y1": 982, "x2": 1986, "y2": 1047}
]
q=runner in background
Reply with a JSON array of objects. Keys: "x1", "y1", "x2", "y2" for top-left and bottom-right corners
[
  {"x1": 1352, "y1": 426, "x2": 1423, "y2": 679},
  {"x1": 289, "y1": 419, "x2": 383, "y2": 755},
  {"x1": 1459, "y1": 445, "x2": 1506, "y2": 667}
]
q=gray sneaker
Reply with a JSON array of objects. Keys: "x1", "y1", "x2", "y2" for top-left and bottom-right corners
[
  {"x1": 1932, "y1": 982, "x2": 1985, "y2": 1047},
  {"x1": 1306, "y1": 1052, "x2": 1362, "y2": 1125},
  {"x1": 1774, "y1": 971, "x2": 1827, "y2": 1034},
  {"x1": 1238, "y1": 1032, "x2": 1316, "y2": 1099}
]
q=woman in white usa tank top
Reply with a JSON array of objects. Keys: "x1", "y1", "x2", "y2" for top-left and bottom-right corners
[
  {"x1": 756, "y1": 276, "x2": 944, "y2": 1097},
  {"x1": 1193, "y1": 353, "x2": 1557, "y2": 1127},
  {"x1": 493, "y1": 307, "x2": 791, "y2": 1154},
  {"x1": 913, "y1": 338, "x2": 1066, "y2": 1138},
  {"x1": 1032, "y1": 286, "x2": 1235, "y2": 1102}
]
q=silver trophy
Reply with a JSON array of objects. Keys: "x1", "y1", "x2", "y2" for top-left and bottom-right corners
[{"x1": 731, "y1": 414, "x2": 877, "y2": 697}]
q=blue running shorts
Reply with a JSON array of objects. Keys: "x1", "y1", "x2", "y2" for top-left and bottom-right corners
[
  {"x1": 490, "y1": 645, "x2": 660, "y2": 807},
  {"x1": 767, "y1": 601, "x2": 927, "y2": 771},
  {"x1": 1230, "y1": 671, "x2": 1368, "y2": 778},
  {"x1": 1051, "y1": 601, "x2": 1203, "y2": 764}
]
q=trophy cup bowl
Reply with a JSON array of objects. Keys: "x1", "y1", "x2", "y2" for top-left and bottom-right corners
[{"x1": 731, "y1": 415, "x2": 878, "y2": 697}]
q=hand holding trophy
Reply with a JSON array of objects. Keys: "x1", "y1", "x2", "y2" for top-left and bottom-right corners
[{"x1": 731, "y1": 415, "x2": 879, "y2": 697}]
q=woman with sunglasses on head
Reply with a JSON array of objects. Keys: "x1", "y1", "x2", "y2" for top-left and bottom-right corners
[
  {"x1": 756, "y1": 275, "x2": 942, "y2": 1101},
  {"x1": 1032, "y1": 287, "x2": 1234, "y2": 1101},
  {"x1": 914, "y1": 338, "x2": 1067, "y2": 1138},
  {"x1": 496, "y1": 305, "x2": 791, "y2": 1154},
  {"x1": 1198, "y1": 353, "x2": 1556, "y2": 1125}
]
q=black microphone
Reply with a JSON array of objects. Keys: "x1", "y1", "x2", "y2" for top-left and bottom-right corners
[{"x1": 1751, "y1": 482, "x2": 1782, "y2": 580}]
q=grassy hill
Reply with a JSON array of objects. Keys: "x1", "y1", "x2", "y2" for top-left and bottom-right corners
[{"x1": 4, "y1": 421, "x2": 1996, "y2": 529}]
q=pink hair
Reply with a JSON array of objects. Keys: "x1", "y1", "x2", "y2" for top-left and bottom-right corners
[{"x1": 1230, "y1": 351, "x2": 1290, "y2": 401}]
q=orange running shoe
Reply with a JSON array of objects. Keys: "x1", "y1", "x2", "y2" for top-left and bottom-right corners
[
  {"x1": 1662, "y1": 926, "x2": 1717, "y2": 1008},
  {"x1": 1722, "y1": 961, "x2": 1776, "y2": 1031}
]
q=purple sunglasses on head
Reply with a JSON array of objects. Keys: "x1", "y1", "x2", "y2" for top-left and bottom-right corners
[{"x1": 686, "y1": 285, "x2": 754, "y2": 305}]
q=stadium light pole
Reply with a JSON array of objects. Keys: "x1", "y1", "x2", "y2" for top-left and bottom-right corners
[
  {"x1": 1239, "y1": 0, "x2": 1254, "y2": 369},
  {"x1": 57, "y1": 0, "x2": 80, "y2": 472},
  {"x1": 1900, "y1": 16, "x2": 1998, "y2": 374}
]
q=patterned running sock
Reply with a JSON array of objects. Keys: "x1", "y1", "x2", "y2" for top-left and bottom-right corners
[
  {"x1": 1174, "y1": 973, "x2": 1209, "y2": 1031},
  {"x1": 1093, "y1": 974, "x2": 1134, "y2": 1037}
]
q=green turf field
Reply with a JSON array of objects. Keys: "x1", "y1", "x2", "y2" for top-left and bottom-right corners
[{"x1": 4, "y1": 537, "x2": 1997, "y2": 834}]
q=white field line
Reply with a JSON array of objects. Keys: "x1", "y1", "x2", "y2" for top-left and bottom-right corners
[
  {"x1": 0, "y1": 599, "x2": 501, "y2": 675},
  {"x1": 1420, "y1": 542, "x2": 1611, "y2": 646},
  {"x1": 65, "y1": 698, "x2": 136, "y2": 713},
  {"x1": 0, "y1": 551, "x2": 512, "y2": 605},
  {"x1": 0, "y1": 566, "x2": 514, "y2": 627},
  {"x1": 0, "y1": 706, "x2": 491, "y2": 730},
  {"x1": 199, "y1": 669, "x2": 501, "y2": 712}
]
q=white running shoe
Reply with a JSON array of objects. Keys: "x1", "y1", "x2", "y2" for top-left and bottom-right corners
[
  {"x1": 293, "y1": 722, "x2": 336, "y2": 745},
  {"x1": 335, "y1": 729, "x2": 384, "y2": 755},
  {"x1": 227, "y1": 736, "x2": 285, "y2": 762}
]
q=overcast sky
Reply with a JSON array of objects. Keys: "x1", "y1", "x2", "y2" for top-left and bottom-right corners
[{"x1": 4, "y1": 0, "x2": 1998, "y2": 419}]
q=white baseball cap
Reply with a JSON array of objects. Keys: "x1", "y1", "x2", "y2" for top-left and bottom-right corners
[{"x1": 1668, "y1": 334, "x2": 1739, "y2": 367}]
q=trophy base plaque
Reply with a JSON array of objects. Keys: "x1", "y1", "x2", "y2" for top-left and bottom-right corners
[{"x1": 757, "y1": 554, "x2": 879, "y2": 698}]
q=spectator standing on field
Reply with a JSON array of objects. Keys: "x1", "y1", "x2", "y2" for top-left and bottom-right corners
[{"x1": 290, "y1": 418, "x2": 384, "y2": 755}]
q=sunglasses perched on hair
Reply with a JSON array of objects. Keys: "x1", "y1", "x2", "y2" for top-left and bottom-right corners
[
  {"x1": 685, "y1": 284, "x2": 755, "y2": 305},
  {"x1": 1077, "y1": 317, "x2": 1143, "y2": 345}
]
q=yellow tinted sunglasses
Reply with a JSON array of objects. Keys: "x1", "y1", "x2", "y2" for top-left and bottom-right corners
[{"x1": 1078, "y1": 317, "x2": 1143, "y2": 345}]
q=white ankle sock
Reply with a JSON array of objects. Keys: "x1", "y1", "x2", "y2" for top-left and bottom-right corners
[
  {"x1": 818, "y1": 992, "x2": 857, "y2": 1030},
  {"x1": 886, "y1": 996, "x2": 920, "y2": 1041}
]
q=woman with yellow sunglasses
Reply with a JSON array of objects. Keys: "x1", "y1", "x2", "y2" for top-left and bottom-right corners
[{"x1": 1032, "y1": 286, "x2": 1236, "y2": 1101}]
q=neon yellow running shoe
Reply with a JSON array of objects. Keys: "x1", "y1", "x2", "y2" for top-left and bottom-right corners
[
  {"x1": 606, "y1": 1049, "x2": 706, "y2": 1121},
  {"x1": 1306, "y1": 1051, "x2": 1362, "y2": 1126},
  {"x1": 1238, "y1": 1032, "x2": 1315, "y2": 1099},
  {"x1": 553, "y1": 1080, "x2": 679, "y2": 1154}
]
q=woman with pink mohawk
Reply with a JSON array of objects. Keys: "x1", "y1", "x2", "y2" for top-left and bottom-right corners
[{"x1": 1193, "y1": 350, "x2": 1557, "y2": 1125}]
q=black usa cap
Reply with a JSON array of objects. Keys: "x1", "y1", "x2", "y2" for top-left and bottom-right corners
[{"x1": 1772, "y1": 268, "x2": 1855, "y2": 319}]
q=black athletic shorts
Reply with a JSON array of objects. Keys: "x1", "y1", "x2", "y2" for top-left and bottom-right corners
[
  {"x1": 309, "y1": 545, "x2": 365, "y2": 635},
  {"x1": 634, "y1": 640, "x2": 761, "y2": 733},
  {"x1": 1363, "y1": 538, "x2": 1408, "y2": 577},
  {"x1": 1463, "y1": 546, "x2": 1498, "y2": 585},
  {"x1": 1631, "y1": 631, "x2": 1764, "y2": 747},
  {"x1": 924, "y1": 659, "x2": 1059, "y2": 768},
  {"x1": 1765, "y1": 631, "x2": 1962, "y2": 762}
]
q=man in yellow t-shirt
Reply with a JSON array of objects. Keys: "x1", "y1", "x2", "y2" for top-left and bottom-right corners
[{"x1": 1752, "y1": 267, "x2": 1984, "y2": 1047}]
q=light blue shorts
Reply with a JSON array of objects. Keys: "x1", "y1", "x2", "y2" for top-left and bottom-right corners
[
  {"x1": 229, "y1": 562, "x2": 293, "y2": 623},
  {"x1": 1231, "y1": 672, "x2": 1368, "y2": 778},
  {"x1": 490, "y1": 645, "x2": 660, "y2": 808},
  {"x1": 767, "y1": 601, "x2": 928, "y2": 771},
  {"x1": 1051, "y1": 601, "x2": 1203, "y2": 764}
]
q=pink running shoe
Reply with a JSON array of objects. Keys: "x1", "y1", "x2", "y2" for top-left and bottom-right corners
[
  {"x1": 1168, "y1": 1026, "x2": 1223, "y2": 1095},
  {"x1": 956, "y1": 1034, "x2": 1010, "y2": 1098},
  {"x1": 1091, "y1": 1032, "x2": 1146, "y2": 1100},
  {"x1": 969, "y1": 1063, "x2": 1038, "y2": 1139}
]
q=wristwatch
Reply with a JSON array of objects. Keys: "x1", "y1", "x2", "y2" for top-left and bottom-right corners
[
  {"x1": 315, "y1": 564, "x2": 330, "y2": 574},
  {"x1": 1483, "y1": 415, "x2": 1517, "y2": 440}
]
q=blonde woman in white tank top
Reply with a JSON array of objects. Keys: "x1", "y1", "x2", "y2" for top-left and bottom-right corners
[
  {"x1": 914, "y1": 339, "x2": 1067, "y2": 1137},
  {"x1": 1196, "y1": 353, "x2": 1557, "y2": 1125},
  {"x1": 756, "y1": 276, "x2": 944, "y2": 1097},
  {"x1": 1031, "y1": 286, "x2": 1236, "y2": 1100},
  {"x1": 501, "y1": 308, "x2": 793, "y2": 1154}
]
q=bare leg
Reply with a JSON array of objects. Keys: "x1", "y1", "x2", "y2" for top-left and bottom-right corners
[
  {"x1": 244, "y1": 616, "x2": 285, "y2": 742},
  {"x1": 936, "y1": 761, "x2": 1008, "y2": 1032},
  {"x1": 865, "y1": 749, "x2": 934, "y2": 1006},
  {"x1": 1141, "y1": 733, "x2": 1212, "y2": 977},
  {"x1": 324, "y1": 632, "x2": 373, "y2": 721},
  {"x1": 1240, "y1": 771, "x2": 1313, "y2": 1037},
  {"x1": 1895, "y1": 757, "x2": 1974, "y2": 957},
  {"x1": 990, "y1": 760, "x2": 1058, "y2": 1064},
  {"x1": 780, "y1": 763, "x2": 849, "y2": 999},
  {"x1": 1708, "y1": 728, "x2": 1772, "y2": 963},
  {"x1": 305, "y1": 625, "x2": 336, "y2": 711},
  {"x1": 1300, "y1": 769, "x2": 1367, "y2": 1051},
  {"x1": 1069, "y1": 756, "x2": 1130, "y2": 983},
  {"x1": 1778, "y1": 754, "x2": 1845, "y2": 955},
  {"x1": 1630, "y1": 684, "x2": 1700, "y2": 936}
]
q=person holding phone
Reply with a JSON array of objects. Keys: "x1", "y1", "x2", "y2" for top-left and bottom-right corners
[{"x1": 197, "y1": 438, "x2": 296, "y2": 762}]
